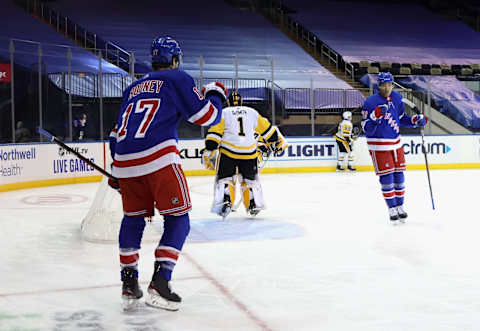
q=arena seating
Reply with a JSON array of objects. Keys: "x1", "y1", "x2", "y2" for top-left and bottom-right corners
[
  {"x1": 399, "y1": 75, "x2": 480, "y2": 129},
  {"x1": 0, "y1": 1, "x2": 124, "y2": 74},
  {"x1": 283, "y1": 0, "x2": 480, "y2": 66},
  {"x1": 47, "y1": 0, "x2": 352, "y2": 90},
  {"x1": 278, "y1": 0, "x2": 480, "y2": 82}
]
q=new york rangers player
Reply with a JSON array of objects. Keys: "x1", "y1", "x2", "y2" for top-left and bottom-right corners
[
  {"x1": 109, "y1": 37, "x2": 228, "y2": 311},
  {"x1": 361, "y1": 72, "x2": 427, "y2": 224}
]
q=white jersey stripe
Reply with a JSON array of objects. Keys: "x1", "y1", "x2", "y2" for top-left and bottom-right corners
[
  {"x1": 113, "y1": 153, "x2": 181, "y2": 178},
  {"x1": 157, "y1": 245, "x2": 180, "y2": 254},
  {"x1": 114, "y1": 139, "x2": 177, "y2": 161},
  {"x1": 188, "y1": 101, "x2": 215, "y2": 124}
]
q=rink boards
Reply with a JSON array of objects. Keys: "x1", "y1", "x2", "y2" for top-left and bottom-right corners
[{"x1": 1, "y1": 135, "x2": 480, "y2": 191}]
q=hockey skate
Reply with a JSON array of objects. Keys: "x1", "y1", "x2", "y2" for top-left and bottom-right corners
[
  {"x1": 396, "y1": 205, "x2": 408, "y2": 223},
  {"x1": 246, "y1": 199, "x2": 261, "y2": 217},
  {"x1": 121, "y1": 267, "x2": 143, "y2": 311},
  {"x1": 388, "y1": 207, "x2": 400, "y2": 225},
  {"x1": 336, "y1": 164, "x2": 345, "y2": 171},
  {"x1": 145, "y1": 262, "x2": 181, "y2": 311},
  {"x1": 218, "y1": 194, "x2": 232, "y2": 219},
  {"x1": 347, "y1": 165, "x2": 356, "y2": 172}
]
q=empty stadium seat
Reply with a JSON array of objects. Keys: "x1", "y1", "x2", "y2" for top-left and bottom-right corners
[
  {"x1": 440, "y1": 63, "x2": 452, "y2": 75},
  {"x1": 380, "y1": 61, "x2": 392, "y2": 70},
  {"x1": 399, "y1": 66, "x2": 411, "y2": 75},
  {"x1": 367, "y1": 66, "x2": 380, "y2": 74},
  {"x1": 471, "y1": 63, "x2": 480, "y2": 74},
  {"x1": 389, "y1": 62, "x2": 401, "y2": 75},
  {"x1": 461, "y1": 67, "x2": 473, "y2": 75},
  {"x1": 356, "y1": 61, "x2": 369, "y2": 78},
  {"x1": 359, "y1": 60, "x2": 369, "y2": 68},
  {"x1": 421, "y1": 64, "x2": 432, "y2": 75},
  {"x1": 411, "y1": 62, "x2": 422, "y2": 74},
  {"x1": 452, "y1": 64, "x2": 462, "y2": 75}
]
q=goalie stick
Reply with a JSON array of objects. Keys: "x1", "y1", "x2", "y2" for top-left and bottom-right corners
[
  {"x1": 38, "y1": 127, "x2": 117, "y2": 181},
  {"x1": 402, "y1": 98, "x2": 435, "y2": 210}
]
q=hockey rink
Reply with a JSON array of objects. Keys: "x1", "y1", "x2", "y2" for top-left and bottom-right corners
[{"x1": 0, "y1": 169, "x2": 479, "y2": 331}]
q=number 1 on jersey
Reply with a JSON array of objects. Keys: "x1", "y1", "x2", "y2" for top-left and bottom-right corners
[{"x1": 237, "y1": 117, "x2": 245, "y2": 136}]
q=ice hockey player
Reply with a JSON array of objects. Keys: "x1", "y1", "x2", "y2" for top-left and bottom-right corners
[
  {"x1": 201, "y1": 91, "x2": 288, "y2": 219},
  {"x1": 108, "y1": 36, "x2": 228, "y2": 311},
  {"x1": 361, "y1": 72, "x2": 427, "y2": 224},
  {"x1": 334, "y1": 111, "x2": 356, "y2": 171}
]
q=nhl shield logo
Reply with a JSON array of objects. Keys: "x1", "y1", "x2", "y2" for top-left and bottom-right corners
[{"x1": 171, "y1": 197, "x2": 180, "y2": 205}]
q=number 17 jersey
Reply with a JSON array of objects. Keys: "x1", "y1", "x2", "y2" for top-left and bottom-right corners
[{"x1": 110, "y1": 69, "x2": 222, "y2": 178}]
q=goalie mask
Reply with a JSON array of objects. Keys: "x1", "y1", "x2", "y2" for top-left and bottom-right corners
[{"x1": 227, "y1": 92, "x2": 242, "y2": 107}]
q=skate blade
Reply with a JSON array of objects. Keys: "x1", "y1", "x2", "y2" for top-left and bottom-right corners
[
  {"x1": 145, "y1": 292, "x2": 180, "y2": 311},
  {"x1": 122, "y1": 296, "x2": 141, "y2": 312},
  {"x1": 389, "y1": 218, "x2": 400, "y2": 226},
  {"x1": 248, "y1": 208, "x2": 261, "y2": 217},
  {"x1": 219, "y1": 204, "x2": 232, "y2": 219}
]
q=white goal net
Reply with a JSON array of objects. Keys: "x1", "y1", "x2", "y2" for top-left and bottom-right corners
[{"x1": 81, "y1": 176, "x2": 162, "y2": 244}]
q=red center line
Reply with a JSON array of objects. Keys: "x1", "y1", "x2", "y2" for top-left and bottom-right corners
[
  {"x1": 183, "y1": 252, "x2": 274, "y2": 331},
  {"x1": 0, "y1": 275, "x2": 203, "y2": 298}
]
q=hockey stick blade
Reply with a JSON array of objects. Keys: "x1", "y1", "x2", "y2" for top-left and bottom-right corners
[
  {"x1": 38, "y1": 127, "x2": 54, "y2": 142},
  {"x1": 37, "y1": 127, "x2": 117, "y2": 180}
]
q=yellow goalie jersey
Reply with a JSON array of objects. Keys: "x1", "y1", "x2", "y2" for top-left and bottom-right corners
[{"x1": 205, "y1": 105, "x2": 276, "y2": 160}]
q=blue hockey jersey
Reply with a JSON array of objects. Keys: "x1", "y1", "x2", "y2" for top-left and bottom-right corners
[
  {"x1": 110, "y1": 69, "x2": 222, "y2": 178},
  {"x1": 361, "y1": 90, "x2": 416, "y2": 151}
]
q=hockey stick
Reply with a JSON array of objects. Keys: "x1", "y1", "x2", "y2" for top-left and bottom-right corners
[
  {"x1": 38, "y1": 127, "x2": 117, "y2": 180},
  {"x1": 402, "y1": 99, "x2": 435, "y2": 210}
]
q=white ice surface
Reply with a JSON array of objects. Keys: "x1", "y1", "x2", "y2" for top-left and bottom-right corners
[{"x1": 0, "y1": 170, "x2": 479, "y2": 331}]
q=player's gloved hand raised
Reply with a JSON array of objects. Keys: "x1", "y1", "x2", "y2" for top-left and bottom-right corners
[
  {"x1": 201, "y1": 82, "x2": 228, "y2": 102},
  {"x1": 272, "y1": 138, "x2": 289, "y2": 156},
  {"x1": 108, "y1": 177, "x2": 121, "y2": 194},
  {"x1": 412, "y1": 114, "x2": 428, "y2": 127},
  {"x1": 200, "y1": 148, "x2": 217, "y2": 171},
  {"x1": 257, "y1": 142, "x2": 271, "y2": 155},
  {"x1": 370, "y1": 104, "x2": 388, "y2": 122}
]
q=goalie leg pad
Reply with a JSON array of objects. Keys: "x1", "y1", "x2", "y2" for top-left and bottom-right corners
[
  {"x1": 241, "y1": 181, "x2": 250, "y2": 211},
  {"x1": 243, "y1": 178, "x2": 265, "y2": 213},
  {"x1": 211, "y1": 177, "x2": 235, "y2": 216}
]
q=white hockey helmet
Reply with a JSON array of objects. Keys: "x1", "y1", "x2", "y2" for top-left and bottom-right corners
[{"x1": 342, "y1": 111, "x2": 352, "y2": 120}]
